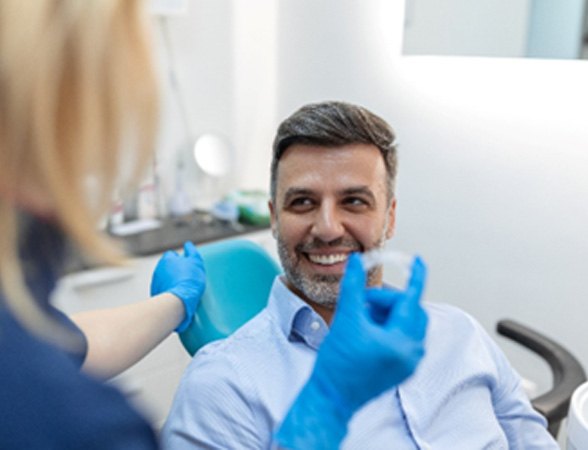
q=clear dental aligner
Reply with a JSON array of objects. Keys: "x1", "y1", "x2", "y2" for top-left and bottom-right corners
[{"x1": 360, "y1": 248, "x2": 415, "y2": 274}]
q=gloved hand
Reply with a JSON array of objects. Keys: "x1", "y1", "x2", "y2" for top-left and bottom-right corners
[
  {"x1": 274, "y1": 252, "x2": 428, "y2": 449},
  {"x1": 150, "y1": 241, "x2": 206, "y2": 333}
]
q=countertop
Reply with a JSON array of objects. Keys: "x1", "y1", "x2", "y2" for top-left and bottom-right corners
[
  {"x1": 65, "y1": 210, "x2": 270, "y2": 273},
  {"x1": 112, "y1": 210, "x2": 269, "y2": 256}
]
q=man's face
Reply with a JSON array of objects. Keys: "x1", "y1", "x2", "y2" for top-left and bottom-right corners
[{"x1": 269, "y1": 143, "x2": 396, "y2": 310}]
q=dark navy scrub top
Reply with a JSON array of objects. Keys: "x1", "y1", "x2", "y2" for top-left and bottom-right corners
[{"x1": 0, "y1": 214, "x2": 158, "y2": 449}]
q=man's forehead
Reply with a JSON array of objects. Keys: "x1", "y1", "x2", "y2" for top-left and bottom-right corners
[
  {"x1": 278, "y1": 142, "x2": 381, "y2": 159},
  {"x1": 275, "y1": 145, "x2": 388, "y2": 202}
]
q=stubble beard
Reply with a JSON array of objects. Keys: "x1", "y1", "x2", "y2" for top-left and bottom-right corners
[{"x1": 276, "y1": 233, "x2": 387, "y2": 310}]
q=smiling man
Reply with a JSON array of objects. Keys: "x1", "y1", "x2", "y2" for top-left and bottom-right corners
[
  {"x1": 162, "y1": 101, "x2": 558, "y2": 449},
  {"x1": 271, "y1": 141, "x2": 395, "y2": 323}
]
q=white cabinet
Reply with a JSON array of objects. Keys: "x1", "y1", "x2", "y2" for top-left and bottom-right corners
[{"x1": 52, "y1": 229, "x2": 275, "y2": 430}]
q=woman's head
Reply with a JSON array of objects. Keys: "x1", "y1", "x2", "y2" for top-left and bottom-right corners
[{"x1": 0, "y1": 0, "x2": 158, "y2": 336}]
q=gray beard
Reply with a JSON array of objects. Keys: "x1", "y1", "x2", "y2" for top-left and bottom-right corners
[{"x1": 276, "y1": 237, "x2": 384, "y2": 310}]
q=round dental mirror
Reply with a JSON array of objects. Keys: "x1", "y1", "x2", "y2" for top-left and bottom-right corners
[{"x1": 193, "y1": 133, "x2": 232, "y2": 177}]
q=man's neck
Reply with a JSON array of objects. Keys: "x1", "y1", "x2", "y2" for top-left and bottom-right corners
[{"x1": 283, "y1": 279, "x2": 335, "y2": 325}]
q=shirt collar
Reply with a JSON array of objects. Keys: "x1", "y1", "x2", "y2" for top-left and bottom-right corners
[{"x1": 267, "y1": 276, "x2": 329, "y2": 350}]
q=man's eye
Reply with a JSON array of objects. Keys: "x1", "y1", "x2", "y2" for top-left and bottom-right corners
[
  {"x1": 344, "y1": 197, "x2": 369, "y2": 207},
  {"x1": 288, "y1": 198, "x2": 314, "y2": 209}
]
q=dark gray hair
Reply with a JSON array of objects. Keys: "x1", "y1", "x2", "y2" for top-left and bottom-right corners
[{"x1": 270, "y1": 101, "x2": 398, "y2": 202}]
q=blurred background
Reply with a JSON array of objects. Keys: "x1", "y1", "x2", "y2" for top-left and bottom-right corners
[
  {"x1": 147, "y1": 0, "x2": 588, "y2": 396},
  {"x1": 65, "y1": 0, "x2": 588, "y2": 441}
]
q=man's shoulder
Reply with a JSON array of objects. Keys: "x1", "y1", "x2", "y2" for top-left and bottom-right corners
[
  {"x1": 171, "y1": 302, "x2": 312, "y2": 425},
  {"x1": 423, "y1": 302, "x2": 488, "y2": 340},
  {"x1": 199, "y1": 307, "x2": 278, "y2": 356},
  {"x1": 181, "y1": 307, "x2": 284, "y2": 384},
  {"x1": 424, "y1": 301, "x2": 479, "y2": 323},
  {"x1": 163, "y1": 301, "x2": 300, "y2": 449}
]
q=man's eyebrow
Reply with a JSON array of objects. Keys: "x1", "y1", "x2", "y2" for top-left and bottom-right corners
[
  {"x1": 282, "y1": 186, "x2": 377, "y2": 203},
  {"x1": 339, "y1": 186, "x2": 376, "y2": 202},
  {"x1": 282, "y1": 187, "x2": 315, "y2": 203}
]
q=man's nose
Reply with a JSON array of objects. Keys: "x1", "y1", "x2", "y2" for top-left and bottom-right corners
[{"x1": 310, "y1": 204, "x2": 345, "y2": 242}]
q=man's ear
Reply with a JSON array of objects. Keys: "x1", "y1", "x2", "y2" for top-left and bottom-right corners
[
  {"x1": 268, "y1": 200, "x2": 277, "y2": 238},
  {"x1": 385, "y1": 198, "x2": 397, "y2": 239}
]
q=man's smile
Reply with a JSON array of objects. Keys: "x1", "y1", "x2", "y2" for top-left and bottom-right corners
[
  {"x1": 306, "y1": 252, "x2": 349, "y2": 266},
  {"x1": 299, "y1": 248, "x2": 359, "y2": 276}
]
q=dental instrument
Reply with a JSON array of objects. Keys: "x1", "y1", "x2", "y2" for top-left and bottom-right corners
[{"x1": 360, "y1": 248, "x2": 415, "y2": 273}]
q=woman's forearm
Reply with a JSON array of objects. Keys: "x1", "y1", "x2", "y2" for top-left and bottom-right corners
[{"x1": 72, "y1": 293, "x2": 184, "y2": 379}]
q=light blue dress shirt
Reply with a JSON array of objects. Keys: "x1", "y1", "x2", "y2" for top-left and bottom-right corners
[{"x1": 162, "y1": 277, "x2": 558, "y2": 449}]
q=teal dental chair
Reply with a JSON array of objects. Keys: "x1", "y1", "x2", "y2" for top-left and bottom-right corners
[
  {"x1": 178, "y1": 239, "x2": 585, "y2": 439},
  {"x1": 179, "y1": 239, "x2": 281, "y2": 356}
]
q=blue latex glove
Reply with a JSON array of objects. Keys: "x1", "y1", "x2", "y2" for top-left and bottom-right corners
[
  {"x1": 150, "y1": 241, "x2": 206, "y2": 333},
  {"x1": 274, "y1": 253, "x2": 428, "y2": 449}
]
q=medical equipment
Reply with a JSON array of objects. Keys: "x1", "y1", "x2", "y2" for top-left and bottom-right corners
[
  {"x1": 360, "y1": 248, "x2": 415, "y2": 291},
  {"x1": 360, "y1": 248, "x2": 414, "y2": 272}
]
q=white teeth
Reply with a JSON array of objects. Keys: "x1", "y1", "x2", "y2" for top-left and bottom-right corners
[{"x1": 308, "y1": 253, "x2": 348, "y2": 265}]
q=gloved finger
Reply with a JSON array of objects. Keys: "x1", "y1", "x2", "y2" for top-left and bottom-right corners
[
  {"x1": 412, "y1": 305, "x2": 428, "y2": 340},
  {"x1": 184, "y1": 242, "x2": 205, "y2": 269},
  {"x1": 150, "y1": 274, "x2": 163, "y2": 296},
  {"x1": 367, "y1": 302, "x2": 389, "y2": 325},
  {"x1": 365, "y1": 288, "x2": 403, "y2": 325},
  {"x1": 336, "y1": 252, "x2": 366, "y2": 316},
  {"x1": 389, "y1": 293, "x2": 428, "y2": 336},
  {"x1": 397, "y1": 295, "x2": 428, "y2": 337},
  {"x1": 162, "y1": 250, "x2": 178, "y2": 260},
  {"x1": 394, "y1": 255, "x2": 426, "y2": 316},
  {"x1": 365, "y1": 287, "x2": 402, "y2": 308},
  {"x1": 405, "y1": 256, "x2": 427, "y2": 304},
  {"x1": 183, "y1": 241, "x2": 199, "y2": 257},
  {"x1": 384, "y1": 257, "x2": 427, "y2": 332}
]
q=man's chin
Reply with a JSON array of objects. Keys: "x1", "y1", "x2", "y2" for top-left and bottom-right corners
[
  {"x1": 285, "y1": 269, "x2": 341, "y2": 306},
  {"x1": 312, "y1": 273, "x2": 342, "y2": 284},
  {"x1": 301, "y1": 279, "x2": 340, "y2": 308}
]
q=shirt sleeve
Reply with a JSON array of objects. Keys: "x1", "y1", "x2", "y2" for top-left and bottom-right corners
[
  {"x1": 162, "y1": 353, "x2": 266, "y2": 450},
  {"x1": 475, "y1": 321, "x2": 560, "y2": 449}
]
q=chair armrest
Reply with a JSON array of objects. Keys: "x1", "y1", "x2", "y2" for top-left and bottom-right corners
[{"x1": 497, "y1": 319, "x2": 586, "y2": 436}]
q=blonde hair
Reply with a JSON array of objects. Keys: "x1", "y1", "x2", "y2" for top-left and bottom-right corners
[{"x1": 0, "y1": 0, "x2": 158, "y2": 342}]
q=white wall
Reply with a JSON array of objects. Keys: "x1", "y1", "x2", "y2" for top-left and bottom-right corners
[
  {"x1": 152, "y1": 0, "x2": 279, "y2": 208},
  {"x1": 150, "y1": 0, "x2": 236, "y2": 211}
]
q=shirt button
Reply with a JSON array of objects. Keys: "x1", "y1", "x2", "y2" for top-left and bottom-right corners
[{"x1": 310, "y1": 321, "x2": 320, "y2": 331}]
